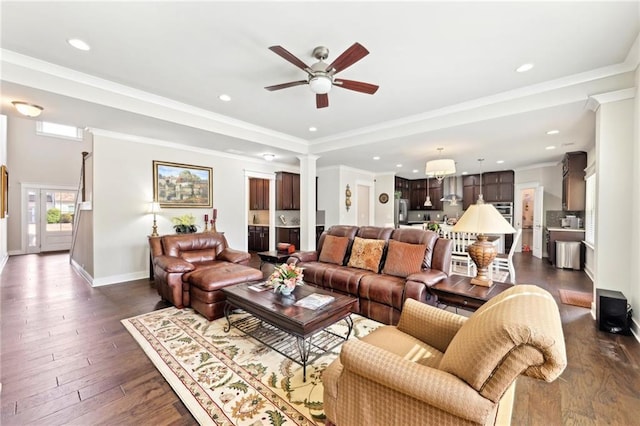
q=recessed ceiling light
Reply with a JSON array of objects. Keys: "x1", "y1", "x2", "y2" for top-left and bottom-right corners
[
  {"x1": 372, "y1": 156, "x2": 380, "y2": 160},
  {"x1": 67, "y1": 38, "x2": 90, "y2": 51},
  {"x1": 516, "y1": 63, "x2": 534, "y2": 73},
  {"x1": 218, "y1": 94, "x2": 231, "y2": 102},
  {"x1": 412, "y1": 169, "x2": 419, "y2": 173},
  {"x1": 546, "y1": 129, "x2": 560, "y2": 135},
  {"x1": 396, "y1": 164, "x2": 402, "y2": 168},
  {"x1": 263, "y1": 154, "x2": 275, "y2": 161},
  {"x1": 545, "y1": 145, "x2": 556, "y2": 150},
  {"x1": 461, "y1": 171, "x2": 468, "y2": 175},
  {"x1": 308, "y1": 126, "x2": 317, "y2": 132},
  {"x1": 496, "y1": 160, "x2": 505, "y2": 164}
]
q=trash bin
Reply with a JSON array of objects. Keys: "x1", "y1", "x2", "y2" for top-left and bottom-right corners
[{"x1": 556, "y1": 241, "x2": 581, "y2": 270}]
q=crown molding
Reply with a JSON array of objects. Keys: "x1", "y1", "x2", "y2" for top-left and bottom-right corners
[{"x1": 587, "y1": 87, "x2": 636, "y2": 111}]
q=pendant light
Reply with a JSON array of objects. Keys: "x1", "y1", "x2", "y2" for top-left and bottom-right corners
[
  {"x1": 424, "y1": 176, "x2": 432, "y2": 207},
  {"x1": 425, "y1": 147, "x2": 456, "y2": 182}
]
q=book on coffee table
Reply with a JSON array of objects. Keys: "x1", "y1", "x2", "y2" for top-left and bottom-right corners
[
  {"x1": 294, "y1": 293, "x2": 335, "y2": 310},
  {"x1": 248, "y1": 282, "x2": 271, "y2": 292}
]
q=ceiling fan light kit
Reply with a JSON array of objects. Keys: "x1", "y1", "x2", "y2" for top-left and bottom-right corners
[{"x1": 265, "y1": 42, "x2": 379, "y2": 108}]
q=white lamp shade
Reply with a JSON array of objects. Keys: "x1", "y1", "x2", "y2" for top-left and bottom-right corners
[
  {"x1": 425, "y1": 159, "x2": 456, "y2": 177},
  {"x1": 149, "y1": 202, "x2": 162, "y2": 214},
  {"x1": 309, "y1": 75, "x2": 332, "y2": 94},
  {"x1": 453, "y1": 203, "x2": 515, "y2": 234}
]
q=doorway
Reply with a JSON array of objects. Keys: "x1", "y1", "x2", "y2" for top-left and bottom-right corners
[
  {"x1": 25, "y1": 186, "x2": 77, "y2": 253},
  {"x1": 514, "y1": 183, "x2": 544, "y2": 259}
]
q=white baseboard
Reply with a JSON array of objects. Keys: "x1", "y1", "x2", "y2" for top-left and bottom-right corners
[
  {"x1": 92, "y1": 270, "x2": 148, "y2": 287},
  {"x1": 583, "y1": 264, "x2": 595, "y2": 282},
  {"x1": 70, "y1": 258, "x2": 94, "y2": 285}
]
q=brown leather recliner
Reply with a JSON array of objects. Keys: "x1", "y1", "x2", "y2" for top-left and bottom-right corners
[{"x1": 149, "y1": 232, "x2": 262, "y2": 320}]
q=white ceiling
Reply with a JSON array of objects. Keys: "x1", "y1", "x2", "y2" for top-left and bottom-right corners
[{"x1": 1, "y1": 1, "x2": 638, "y2": 177}]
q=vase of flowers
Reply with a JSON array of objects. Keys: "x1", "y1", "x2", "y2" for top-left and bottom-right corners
[{"x1": 267, "y1": 263, "x2": 304, "y2": 295}]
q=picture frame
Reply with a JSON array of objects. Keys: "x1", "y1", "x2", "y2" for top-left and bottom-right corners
[
  {"x1": 1, "y1": 165, "x2": 7, "y2": 219},
  {"x1": 153, "y1": 160, "x2": 212, "y2": 208}
]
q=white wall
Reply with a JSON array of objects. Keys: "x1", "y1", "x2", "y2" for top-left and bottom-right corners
[
  {"x1": 317, "y1": 165, "x2": 375, "y2": 228},
  {"x1": 374, "y1": 173, "x2": 395, "y2": 226},
  {"x1": 90, "y1": 131, "x2": 284, "y2": 285},
  {"x1": 631, "y1": 66, "x2": 640, "y2": 334},
  {"x1": 0, "y1": 115, "x2": 7, "y2": 270},
  {"x1": 515, "y1": 163, "x2": 563, "y2": 224},
  {"x1": 594, "y1": 97, "x2": 634, "y2": 317}
]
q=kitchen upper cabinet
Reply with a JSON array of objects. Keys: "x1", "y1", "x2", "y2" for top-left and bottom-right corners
[
  {"x1": 427, "y1": 178, "x2": 443, "y2": 211},
  {"x1": 395, "y1": 177, "x2": 410, "y2": 200},
  {"x1": 249, "y1": 178, "x2": 269, "y2": 210},
  {"x1": 562, "y1": 151, "x2": 587, "y2": 211},
  {"x1": 410, "y1": 179, "x2": 427, "y2": 210},
  {"x1": 276, "y1": 172, "x2": 300, "y2": 210},
  {"x1": 462, "y1": 174, "x2": 481, "y2": 210},
  {"x1": 248, "y1": 226, "x2": 269, "y2": 252},
  {"x1": 481, "y1": 171, "x2": 514, "y2": 203}
]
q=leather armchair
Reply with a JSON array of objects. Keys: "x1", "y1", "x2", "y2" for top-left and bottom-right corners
[{"x1": 324, "y1": 285, "x2": 567, "y2": 426}]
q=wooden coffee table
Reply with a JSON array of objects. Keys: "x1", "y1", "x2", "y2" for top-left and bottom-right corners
[
  {"x1": 431, "y1": 275, "x2": 513, "y2": 311},
  {"x1": 221, "y1": 282, "x2": 357, "y2": 381}
]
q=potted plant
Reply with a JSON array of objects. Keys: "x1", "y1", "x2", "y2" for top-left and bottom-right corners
[{"x1": 171, "y1": 214, "x2": 198, "y2": 234}]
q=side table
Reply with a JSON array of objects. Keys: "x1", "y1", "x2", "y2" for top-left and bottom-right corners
[
  {"x1": 257, "y1": 250, "x2": 295, "y2": 270},
  {"x1": 431, "y1": 275, "x2": 513, "y2": 311}
]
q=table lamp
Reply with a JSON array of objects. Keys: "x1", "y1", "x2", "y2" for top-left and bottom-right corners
[
  {"x1": 149, "y1": 202, "x2": 162, "y2": 237},
  {"x1": 452, "y1": 196, "x2": 515, "y2": 286}
]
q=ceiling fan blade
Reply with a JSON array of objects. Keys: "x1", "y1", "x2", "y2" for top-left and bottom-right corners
[
  {"x1": 316, "y1": 94, "x2": 329, "y2": 109},
  {"x1": 334, "y1": 79, "x2": 379, "y2": 94},
  {"x1": 268, "y1": 46, "x2": 310, "y2": 71},
  {"x1": 265, "y1": 80, "x2": 307, "y2": 91},
  {"x1": 326, "y1": 42, "x2": 369, "y2": 73}
]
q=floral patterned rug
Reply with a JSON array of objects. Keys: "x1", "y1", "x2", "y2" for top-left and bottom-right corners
[{"x1": 122, "y1": 307, "x2": 382, "y2": 425}]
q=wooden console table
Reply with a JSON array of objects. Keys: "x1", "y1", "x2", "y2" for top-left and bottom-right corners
[{"x1": 431, "y1": 275, "x2": 513, "y2": 311}]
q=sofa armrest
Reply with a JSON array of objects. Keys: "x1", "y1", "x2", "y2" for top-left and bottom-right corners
[
  {"x1": 396, "y1": 298, "x2": 467, "y2": 353},
  {"x1": 339, "y1": 339, "x2": 494, "y2": 424},
  {"x1": 406, "y1": 269, "x2": 447, "y2": 287},
  {"x1": 153, "y1": 255, "x2": 195, "y2": 273},
  {"x1": 431, "y1": 238, "x2": 453, "y2": 274},
  {"x1": 218, "y1": 248, "x2": 251, "y2": 264},
  {"x1": 289, "y1": 251, "x2": 318, "y2": 264}
]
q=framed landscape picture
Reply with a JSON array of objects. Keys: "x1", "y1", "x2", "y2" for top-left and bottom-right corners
[{"x1": 153, "y1": 160, "x2": 212, "y2": 208}]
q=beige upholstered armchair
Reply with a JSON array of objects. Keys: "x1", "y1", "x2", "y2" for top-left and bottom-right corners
[{"x1": 323, "y1": 285, "x2": 567, "y2": 426}]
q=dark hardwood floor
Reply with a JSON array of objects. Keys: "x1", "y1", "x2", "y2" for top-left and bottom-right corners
[{"x1": 1, "y1": 251, "x2": 638, "y2": 425}]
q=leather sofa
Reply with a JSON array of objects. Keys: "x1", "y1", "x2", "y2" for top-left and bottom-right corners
[
  {"x1": 149, "y1": 232, "x2": 263, "y2": 320},
  {"x1": 288, "y1": 225, "x2": 452, "y2": 325},
  {"x1": 323, "y1": 285, "x2": 567, "y2": 426}
]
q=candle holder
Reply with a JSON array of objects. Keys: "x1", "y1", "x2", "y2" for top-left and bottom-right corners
[
  {"x1": 211, "y1": 219, "x2": 217, "y2": 233},
  {"x1": 204, "y1": 221, "x2": 210, "y2": 232}
]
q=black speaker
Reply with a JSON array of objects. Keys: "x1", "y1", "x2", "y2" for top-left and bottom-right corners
[{"x1": 596, "y1": 289, "x2": 632, "y2": 335}]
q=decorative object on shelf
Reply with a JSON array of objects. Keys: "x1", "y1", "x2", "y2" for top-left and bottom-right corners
[
  {"x1": 453, "y1": 159, "x2": 515, "y2": 287},
  {"x1": 211, "y1": 208, "x2": 217, "y2": 232},
  {"x1": 203, "y1": 213, "x2": 209, "y2": 232},
  {"x1": 425, "y1": 147, "x2": 456, "y2": 182},
  {"x1": 149, "y1": 201, "x2": 161, "y2": 237},
  {"x1": 12, "y1": 101, "x2": 43, "y2": 117},
  {"x1": 171, "y1": 214, "x2": 198, "y2": 234},
  {"x1": 153, "y1": 160, "x2": 213, "y2": 208},
  {"x1": 267, "y1": 263, "x2": 304, "y2": 295},
  {"x1": 378, "y1": 192, "x2": 389, "y2": 204},
  {"x1": 345, "y1": 185, "x2": 352, "y2": 211}
]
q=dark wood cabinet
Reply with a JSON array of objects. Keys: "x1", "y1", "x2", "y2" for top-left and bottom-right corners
[
  {"x1": 409, "y1": 179, "x2": 427, "y2": 210},
  {"x1": 428, "y1": 179, "x2": 444, "y2": 211},
  {"x1": 276, "y1": 172, "x2": 300, "y2": 210},
  {"x1": 249, "y1": 178, "x2": 269, "y2": 210},
  {"x1": 394, "y1": 177, "x2": 410, "y2": 200},
  {"x1": 481, "y1": 171, "x2": 514, "y2": 203},
  {"x1": 462, "y1": 174, "x2": 481, "y2": 210},
  {"x1": 248, "y1": 226, "x2": 269, "y2": 251},
  {"x1": 316, "y1": 226, "x2": 325, "y2": 246},
  {"x1": 277, "y1": 227, "x2": 300, "y2": 250},
  {"x1": 547, "y1": 229, "x2": 584, "y2": 268},
  {"x1": 562, "y1": 151, "x2": 587, "y2": 211}
]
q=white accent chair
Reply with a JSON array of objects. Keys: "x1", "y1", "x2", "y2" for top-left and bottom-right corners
[
  {"x1": 443, "y1": 231, "x2": 477, "y2": 276},
  {"x1": 492, "y1": 228, "x2": 522, "y2": 284}
]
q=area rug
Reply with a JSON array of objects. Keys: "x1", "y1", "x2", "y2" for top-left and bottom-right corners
[
  {"x1": 122, "y1": 307, "x2": 382, "y2": 425},
  {"x1": 558, "y1": 289, "x2": 592, "y2": 308}
]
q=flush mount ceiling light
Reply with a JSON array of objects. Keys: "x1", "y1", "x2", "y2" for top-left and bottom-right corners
[
  {"x1": 516, "y1": 63, "x2": 534, "y2": 73},
  {"x1": 67, "y1": 38, "x2": 91, "y2": 51},
  {"x1": 425, "y1": 147, "x2": 456, "y2": 182},
  {"x1": 12, "y1": 101, "x2": 43, "y2": 117},
  {"x1": 263, "y1": 154, "x2": 275, "y2": 161}
]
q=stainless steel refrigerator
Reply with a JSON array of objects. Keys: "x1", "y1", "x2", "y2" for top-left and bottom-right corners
[{"x1": 394, "y1": 198, "x2": 409, "y2": 227}]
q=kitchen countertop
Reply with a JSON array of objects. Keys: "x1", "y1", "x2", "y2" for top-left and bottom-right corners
[{"x1": 547, "y1": 227, "x2": 585, "y2": 232}]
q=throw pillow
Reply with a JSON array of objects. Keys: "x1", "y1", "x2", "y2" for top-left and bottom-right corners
[
  {"x1": 382, "y1": 240, "x2": 427, "y2": 278},
  {"x1": 347, "y1": 237, "x2": 386, "y2": 272},
  {"x1": 318, "y1": 235, "x2": 350, "y2": 265}
]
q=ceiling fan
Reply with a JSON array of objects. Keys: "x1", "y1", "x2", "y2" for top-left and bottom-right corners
[{"x1": 265, "y1": 42, "x2": 379, "y2": 109}]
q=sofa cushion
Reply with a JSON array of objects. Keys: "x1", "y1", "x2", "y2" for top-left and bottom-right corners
[
  {"x1": 347, "y1": 237, "x2": 386, "y2": 272},
  {"x1": 319, "y1": 235, "x2": 350, "y2": 265},
  {"x1": 382, "y1": 240, "x2": 427, "y2": 278},
  {"x1": 359, "y1": 273, "x2": 406, "y2": 310},
  {"x1": 361, "y1": 325, "x2": 444, "y2": 368}
]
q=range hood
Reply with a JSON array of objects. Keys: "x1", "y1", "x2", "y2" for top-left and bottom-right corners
[{"x1": 440, "y1": 176, "x2": 463, "y2": 205}]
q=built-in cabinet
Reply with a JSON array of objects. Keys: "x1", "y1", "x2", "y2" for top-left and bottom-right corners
[
  {"x1": 277, "y1": 225, "x2": 325, "y2": 250},
  {"x1": 482, "y1": 171, "x2": 514, "y2": 203},
  {"x1": 547, "y1": 229, "x2": 585, "y2": 268},
  {"x1": 402, "y1": 177, "x2": 443, "y2": 210},
  {"x1": 249, "y1": 178, "x2": 269, "y2": 210},
  {"x1": 395, "y1": 177, "x2": 410, "y2": 200},
  {"x1": 276, "y1": 172, "x2": 300, "y2": 210},
  {"x1": 462, "y1": 174, "x2": 482, "y2": 210},
  {"x1": 248, "y1": 226, "x2": 269, "y2": 252},
  {"x1": 562, "y1": 151, "x2": 587, "y2": 211}
]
